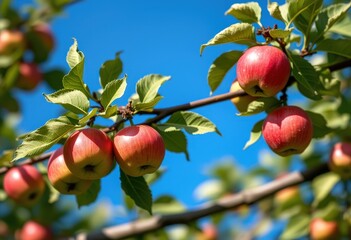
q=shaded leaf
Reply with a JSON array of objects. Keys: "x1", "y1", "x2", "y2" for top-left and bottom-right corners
[
  {"x1": 315, "y1": 39, "x2": 351, "y2": 59},
  {"x1": 306, "y1": 111, "x2": 333, "y2": 138},
  {"x1": 62, "y1": 58, "x2": 90, "y2": 98},
  {"x1": 269, "y1": 28, "x2": 293, "y2": 38},
  {"x1": 244, "y1": 119, "x2": 263, "y2": 150},
  {"x1": 280, "y1": 214, "x2": 310, "y2": 239},
  {"x1": 0, "y1": 150, "x2": 13, "y2": 167},
  {"x1": 225, "y1": 2, "x2": 261, "y2": 24},
  {"x1": 238, "y1": 98, "x2": 280, "y2": 116},
  {"x1": 156, "y1": 127, "x2": 189, "y2": 160},
  {"x1": 312, "y1": 172, "x2": 340, "y2": 207},
  {"x1": 76, "y1": 180, "x2": 101, "y2": 208}
]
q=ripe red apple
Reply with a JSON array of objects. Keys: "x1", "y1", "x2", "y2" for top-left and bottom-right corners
[
  {"x1": 262, "y1": 106, "x2": 313, "y2": 156},
  {"x1": 230, "y1": 80, "x2": 258, "y2": 112},
  {"x1": 310, "y1": 218, "x2": 339, "y2": 240},
  {"x1": 47, "y1": 147, "x2": 92, "y2": 194},
  {"x1": 63, "y1": 128, "x2": 114, "y2": 180},
  {"x1": 236, "y1": 45, "x2": 290, "y2": 97},
  {"x1": 113, "y1": 125, "x2": 165, "y2": 177},
  {"x1": 329, "y1": 142, "x2": 351, "y2": 179},
  {"x1": 30, "y1": 23, "x2": 55, "y2": 52},
  {"x1": 3, "y1": 165, "x2": 45, "y2": 206},
  {"x1": 196, "y1": 223, "x2": 217, "y2": 240},
  {"x1": 17, "y1": 62, "x2": 43, "y2": 90},
  {"x1": 0, "y1": 29, "x2": 25, "y2": 55},
  {"x1": 18, "y1": 221, "x2": 53, "y2": 240}
]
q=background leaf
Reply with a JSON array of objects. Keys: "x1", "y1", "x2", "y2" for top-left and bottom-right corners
[{"x1": 315, "y1": 39, "x2": 351, "y2": 59}]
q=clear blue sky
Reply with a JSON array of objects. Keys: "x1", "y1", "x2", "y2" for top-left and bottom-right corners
[{"x1": 15, "y1": 0, "x2": 293, "y2": 235}]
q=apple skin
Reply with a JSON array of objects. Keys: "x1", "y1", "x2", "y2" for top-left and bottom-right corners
[
  {"x1": 196, "y1": 223, "x2": 217, "y2": 240},
  {"x1": 31, "y1": 24, "x2": 55, "y2": 52},
  {"x1": 230, "y1": 80, "x2": 258, "y2": 112},
  {"x1": 47, "y1": 147, "x2": 92, "y2": 194},
  {"x1": 310, "y1": 218, "x2": 339, "y2": 240},
  {"x1": 17, "y1": 62, "x2": 43, "y2": 91},
  {"x1": 113, "y1": 125, "x2": 165, "y2": 177},
  {"x1": 3, "y1": 165, "x2": 45, "y2": 206},
  {"x1": 236, "y1": 45, "x2": 290, "y2": 97},
  {"x1": 18, "y1": 221, "x2": 53, "y2": 240},
  {"x1": 0, "y1": 30, "x2": 25, "y2": 55},
  {"x1": 262, "y1": 106, "x2": 313, "y2": 156},
  {"x1": 329, "y1": 142, "x2": 351, "y2": 179},
  {"x1": 63, "y1": 128, "x2": 114, "y2": 180}
]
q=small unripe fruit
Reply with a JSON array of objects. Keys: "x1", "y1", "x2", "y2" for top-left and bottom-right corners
[
  {"x1": 31, "y1": 24, "x2": 55, "y2": 52},
  {"x1": 3, "y1": 165, "x2": 45, "y2": 206},
  {"x1": 329, "y1": 142, "x2": 351, "y2": 179},
  {"x1": 17, "y1": 62, "x2": 43, "y2": 91},
  {"x1": 18, "y1": 221, "x2": 53, "y2": 240},
  {"x1": 310, "y1": 218, "x2": 339, "y2": 240},
  {"x1": 0, "y1": 30, "x2": 25, "y2": 55},
  {"x1": 262, "y1": 106, "x2": 313, "y2": 156},
  {"x1": 230, "y1": 80, "x2": 258, "y2": 112},
  {"x1": 113, "y1": 125, "x2": 165, "y2": 177},
  {"x1": 63, "y1": 128, "x2": 114, "y2": 180},
  {"x1": 48, "y1": 148, "x2": 92, "y2": 194},
  {"x1": 237, "y1": 45, "x2": 290, "y2": 97}
]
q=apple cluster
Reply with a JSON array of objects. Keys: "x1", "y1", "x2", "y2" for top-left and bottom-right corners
[
  {"x1": 230, "y1": 45, "x2": 313, "y2": 157},
  {"x1": 0, "y1": 23, "x2": 55, "y2": 91}
]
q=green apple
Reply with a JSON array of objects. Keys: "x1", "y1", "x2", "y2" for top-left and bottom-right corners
[{"x1": 230, "y1": 80, "x2": 258, "y2": 112}]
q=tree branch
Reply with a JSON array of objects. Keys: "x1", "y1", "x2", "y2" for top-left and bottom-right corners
[{"x1": 68, "y1": 163, "x2": 329, "y2": 240}]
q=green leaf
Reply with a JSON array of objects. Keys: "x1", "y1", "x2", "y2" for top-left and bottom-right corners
[
  {"x1": 62, "y1": 57, "x2": 90, "y2": 98},
  {"x1": 134, "y1": 96, "x2": 163, "y2": 112},
  {"x1": 44, "y1": 89, "x2": 90, "y2": 115},
  {"x1": 238, "y1": 97, "x2": 280, "y2": 116},
  {"x1": 99, "y1": 106, "x2": 118, "y2": 118},
  {"x1": 225, "y1": 2, "x2": 261, "y2": 24},
  {"x1": 287, "y1": 0, "x2": 321, "y2": 28},
  {"x1": 0, "y1": 150, "x2": 13, "y2": 167},
  {"x1": 314, "y1": 2, "x2": 351, "y2": 43},
  {"x1": 312, "y1": 172, "x2": 340, "y2": 207},
  {"x1": 76, "y1": 180, "x2": 101, "y2": 208},
  {"x1": 43, "y1": 69, "x2": 65, "y2": 91},
  {"x1": 120, "y1": 170, "x2": 152, "y2": 214},
  {"x1": 207, "y1": 51, "x2": 242, "y2": 94},
  {"x1": 162, "y1": 111, "x2": 221, "y2": 135},
  {"x1": 99, "y1": 52, "x2": 123, "y2": 88},
  {"x1": 100, "y1": 76, "x2": 127, "y2": 109},
  {"x1": 243, "y1": 119, "x2": 263, "y2": 150},
  {"x1": 13, "y1": 116, "x2": 79, "y2": 161},
  {"x1": 289, "y1": 53, "x2": 322, "y2": 100},
  {"x1": 329, "y1": 15, "x2": 351, "y2": 37},
  {"x1": 66, "y1": 38, "x2": 84, "y2": 69},
  {"x1": 306, "y1": 111, "x2": 332, "y2": 138},
  {"x1": 269, "y1": 28, "x2": 293, "y2": 38},
  {"x1": 136, "y1": 74, "x2": 170, "y2": 103},
  {"x1": 79, "y1": 108, "x2": 98, "y2": 125},
  {"x1": 315, "y1": 39, "x2": 351, "y2": 59},
  {"x1": 267, "y1": 2, "x2": 288, "y2": 23},
  {"x1": 280, "y1": 214, "x2": 310, "y2": 239},
  {"x1": 156, "y1": 127, "x2": 189, "y2": 160},
  {"x1": 0, "y1": 62, "x2": 19, "y2": 90},
  {"x1": 200, "y1": 23, "x2": 256, "y2": 55},
  {"x1": 153, "y1": 195, "x2": 185, "y2": 214}
]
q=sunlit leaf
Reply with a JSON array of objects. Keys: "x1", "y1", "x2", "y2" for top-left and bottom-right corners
[
  {"x1": 315, "y1": 39, "x2": 351, "y2": 59},
  {"x1": 156, "y1": 127, "x2": 189, "y2": 160},
  {"x1": 225, "y1": 2, "x2": 261, "y2": 24},
  {"x1": 66, "y1": 38, "x2": 84, "y2": 69},
  {"x1": 99, "y1": 52, "x2": 123, "y2": 88},
  {"x1": 136, "y1": 74, "x2": 170, "y2": 103},
  {"x1": 100, "y1": 76, "x2": 127, "y2": 110},
  {"x1": 244, "y1": 119, "x2": 263, "y2": 150}
]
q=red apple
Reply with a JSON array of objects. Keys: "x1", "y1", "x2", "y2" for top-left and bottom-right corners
[
  {"x1": 18, "y1": 221, "x2": 53, "y2": 240},
  {"x1": 329, "y1": 142, "x2": 351, "y2": 179},
  {"x1": 63, "y1": 128, "x2": 114, "y2": 180},
  {"x1": 113, "y1": 125, "x2": 165, "y2": 177},
  {"x1": 230, "y1": 80, "x2": 258, "y2": 112},
  {"x1": 262, "y1": 106, "x2": 313, "y2": 156},
  {"x1": 0, "y1": 29, "x2": 25, "y2": 55},
  {"x1": 17, "y1": 62, "x2": 43, "y2": 90},
  {"x1": 3, "y1": 165, "x2": 45, "y2": 206},
  {"x1": 196, "y1": 223, "x2": 217, "y2": 240},
  {"x1": 310, "y1": 218, "x2": 339, "y2": 240},
  {"x1": 31, "y1": 23, "x2": 55, "y2": 52},
  {"x1": 236, "y1": 45, "x2": 290, "y2": 97},
  {"x1": 48, "y1": 148, "x2": 92, "y2": 194}
]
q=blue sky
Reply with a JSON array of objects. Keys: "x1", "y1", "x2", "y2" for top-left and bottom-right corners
[{"x1": 14, "y1": 0, "x2": 293, "y2": 234}]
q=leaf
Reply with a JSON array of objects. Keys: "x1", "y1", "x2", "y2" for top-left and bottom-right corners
[
  {"x1": 120, "y1": 170, "x2": 152, "y2": 214},
  {"x1": 225, "y1": 2, "x2": 261, "y2": 24},
  {"x1": 268, "y1": 2, "x2": 289, "y2": 23},
  {"x1": 100, "y1": 76, "x2": 127, "y2": 109},
  {"x1": 99, "y1": 52, "x2": 123, "y2": 88},
  {"x1": 306, "y1": 111, "x2": 332, "y2": 138},
  {"x1": 162, "y1": 111, "x2": 221, "y2": 135},
  {"x1": 136, "y1": 74, "x2": 170, "y2": 103},
  {"x1": 315, "y1": 39, "x2": 351, "y2": 59},
  {"x1": 153, "y1": 195, "x2": 185, "y2": 214},
  {"x1": 289, "y1": 53, "x2": 322, "y2": 100},
  {"x1": 207, "y1": 51, "x2": 242, "y2": 94},
  {"x1": 66, "y1": 38, "x2": 84, "y2": 69},
  {"x1": 0, "y1": 150, "x2": 13, "y2": 167},
  {"x1": 44, "y1": 89, "x2": 90, "y2": 115},
  {"x1": 134, "y1": 96, "x2": 163, "y2": 112},
  {"x1": 312, "y1": 172, "x2": 340, "y2": 207},
  {"x1": 287, "y1": 0, "x2": 320, "y2": 28},
  {"x1": 156, "y1": 127, "x2": 189, "y2": 160},
  {"x1": 280, "y1": 214, "x2": 310, "y2": 239},
  {"x1": 244, "y1": 119, "x2": 263, "y2": 150},
  {"x1": 79, "y1": 108, "x2": 98, "y2": 125},
  {"x1": 43, "y1": 69, "x2": 65, "y2": 91},
  {"x1": 13, "y1": 116, "x2": 79, "y2": 161},
  {"x1": 329, "y1": 15, "x2": 351, "y2": 37},
  {"x1": 200, "y1": 23, "x2": 256, "y2": 55},
  {"x1": 238, "y1": 97, "x2": 280, "y2": 116},
  {"x1": 76, "y1": 180, "x2": 101, "y2": 208},
  {"x1": 269, "y1": 28, "x2": 293, "y2": 38}
]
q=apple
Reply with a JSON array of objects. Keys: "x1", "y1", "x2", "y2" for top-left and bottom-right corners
[
  {"x1": 310, "y1": 218, "x2": 339, "y2": 240},
  {"x1": 0, "y1": 220, "x2": 9, "y2": 237},
  {"x1": 236, "y1": 45, "x2": 290, "y2": 97},
  {"x1": 18, "y1": 221, "x2": 53, "y2": 240},
  {"x1": 30, "y1": 23, "x2": 55, "y2": 52},
  {"x1": 17, "y1": 62, "x2": 43, "y2": 90},
  {"x1": 47, "y1": 147, "x2": 92, "y2": 194},
  {"x1": 230, "y1": 80, "x2": 258, "y2": 112},
  {"x1": 196, "y1": 223, "x2": 217, "y2": 240},
  {"x1": 262, "y1": 106, "x2": 313, "y2": 156},
  {"x1": 0, "y1": 29, "x2": 25, "y2": 55},
  {"x1": 329, "y1": 142, "x2": 351, "y2": 179},
  {"x1": 63, "y1": 128, "x2": 114, "y2": 180},
  {"x1": 113, "y1": 125, "x2": 165, "y2": 177},
  {"x1": 3, "y1": 165, "x2": 45, "y2": 206}
]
